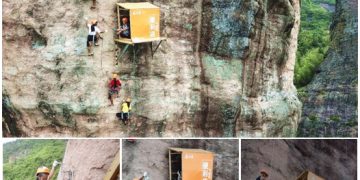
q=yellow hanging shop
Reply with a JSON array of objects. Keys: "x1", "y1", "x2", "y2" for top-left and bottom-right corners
[
  {"x1": 115, "y1": 2, "x2": 166, "y2": 44},
  {"x1": 169, "y1": 148, "x2": 214, "y2": 180}
]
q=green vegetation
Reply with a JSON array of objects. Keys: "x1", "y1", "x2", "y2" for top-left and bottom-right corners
[
  {"x1": 295, "y1": 0, "x2": 334, "y2": 87},
  {"x1": 345, "y1": 119, "x2": 358, "y2": 127},
  {"x1": 315, "y1": 0, "x2": 335, "y2": 4},
  {"x1": 3, "y1": 140, "x2": 66, "y2": 180},
  {"x1": 297, "y1": 87, "x2": 309, "y2": 99},
  {"x1": 329, "y1": 115, "x2": 341, "y2": 122},
  {"x1": 309, "y1": 114, "x2": 318, "y2": 121}
]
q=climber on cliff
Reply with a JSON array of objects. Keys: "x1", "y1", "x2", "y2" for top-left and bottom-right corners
[
  {"x1": 119, "y1": 98, "x2": 131, "y2": 125},
  {"x1": 256, "y1": 169, "x2": 269, "y2": 180},
  {"x1": 116, "y1": 17, "x2": 130, "y2": 38},
  {"x1": 108, "y1": 73, "x2": 122, "y2": 106},
  {"x1": 35, "y1": 160, "x2": 60, "y2": 180},
  {"x1": 87, "y1": 19, "x2": 104, "y2": 56},
  {"x1": 125, "y1": 97, "x2": 132, "y2": 118}
]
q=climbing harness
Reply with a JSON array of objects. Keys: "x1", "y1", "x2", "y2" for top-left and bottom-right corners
[{"x1": 100, "y1": 34, "x2": 103, "y2": 69}]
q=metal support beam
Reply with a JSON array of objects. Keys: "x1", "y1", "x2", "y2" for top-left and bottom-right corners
[
  {"x1": 116, "y1": 40, "x2": 164, "y2": 63},
  {"x1": 117, "y1": 5, "x2": 120, "y2": 31},
  {"x1": 133, "y1": 44, "x2": 136, "y2": 62},
  {"x1": 150, "y1": 40, "x2": 163, "y2": 58},
  {"x1": 117, "y1": 44, "x2": 130, "y2": 62}
]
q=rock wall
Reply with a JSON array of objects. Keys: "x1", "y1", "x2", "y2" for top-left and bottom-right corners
[
  {"x1": 57, "y1": 139, "x2": 119, "y2": 180},
  {"x1": 2, "y1": 90, "x2": 23, "y2": 137},
  {"x1": 298, "y1": 0, "x2": 358, "y2": 137},
  {"x1": 241, "y1": 139, "x2": 357, "y2": 180},
  {"x1": 2, "y1": 0, "x2": 301, "y2": 137},
  {"x1": 122, "y1": 139, "x2": 238, "y2": 180}
]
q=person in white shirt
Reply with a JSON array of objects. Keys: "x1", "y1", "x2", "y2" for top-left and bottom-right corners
[{"x1": 87, "y1": 19, "x2": 103, "y2": 56}]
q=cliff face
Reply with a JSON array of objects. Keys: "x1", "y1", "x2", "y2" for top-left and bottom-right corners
[
  {"x1": 2, "y1": 0, "x2": 301, "y2": 137},
  {"x1": 241, "y1": 139, "x2": 357, "y2": 180},
  {"x1": 122, "y1": 139, "x2": 238, "y2": 180},
  {"x1": 57, "y1": 139, "x2": 119, "y2": 180},
  {"x1": 298, "y1": 0, "x2": 358, "y2": 137}
]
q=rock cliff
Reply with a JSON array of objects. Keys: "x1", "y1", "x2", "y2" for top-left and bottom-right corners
[
  {"x1": 241, "y1": 139, "x2": 357, "y2": 180},
  {"x1": 57, "y1": 139, "x2": 119, "y2": 180},
  {"x1": 298, "y1": 0, "x2": 358, "y2": 137},
  {"x1": 2, "y1": 0, "x2": 301, "y2": 137},
  {"x1": 122, "y1": 139, "x2": 238, "y2": 180}
]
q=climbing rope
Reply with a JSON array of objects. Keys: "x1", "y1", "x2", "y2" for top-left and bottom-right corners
[
  {"x1": 100, "y1": 33, "x2": 103, "y2": 70},
  {"x1": 270, "y1": 140, "x2": 274, "y2": 169},
  {"x1": 96, "y1": 12, "x2": 104, "y2": 74},
  {"x1": 345, "y1": 140, "x2": 348, "y2": 156}
]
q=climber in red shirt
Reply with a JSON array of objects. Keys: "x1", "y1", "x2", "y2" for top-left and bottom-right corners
[{"x1": 108, "y1": 74, "x2": 122, "y2": 106}]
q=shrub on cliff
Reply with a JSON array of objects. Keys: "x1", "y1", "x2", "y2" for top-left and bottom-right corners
[{"x1": 295, "y1": 0, "x2": 334, "y2": 88}]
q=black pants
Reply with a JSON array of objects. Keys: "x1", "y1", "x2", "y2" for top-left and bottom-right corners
[
  {"x1": 122, "y1": 112, "x2": 129, "y2": 119},
  {"x1": 120, "y1": 33, "x2": 130, "y2": 39},
  {"x1": 116, "y1": 112, "x2": 129, "y2": 125},
  {"x1": 87, "y1": 35, "x2": 97, "y2": 47}
]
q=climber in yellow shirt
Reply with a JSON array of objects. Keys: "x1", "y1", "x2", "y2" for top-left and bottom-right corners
[{"x1": 120, "y1": 98, "x2": 131, "y2": 125}]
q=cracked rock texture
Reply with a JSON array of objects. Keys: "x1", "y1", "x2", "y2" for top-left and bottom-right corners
[
  {"x1": 242, "y1": 139, "x2": 357, "y2": 180},
  {"x1": 122, "y1": 139, "x2": 238, "y2": 180},
  {"x1": 298, "y1": 0, "x2": 358, "y2": 137},
  {"x1": 57, "y1": 139, "x2": 119, "y2": 180},
  {"x1": 3, "y1": 0, "x2": 301, "y2": 137}
]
